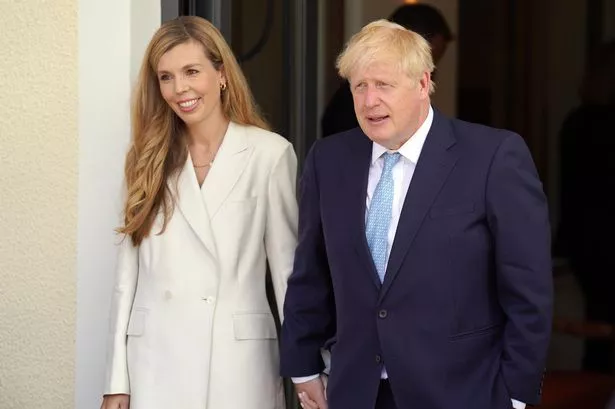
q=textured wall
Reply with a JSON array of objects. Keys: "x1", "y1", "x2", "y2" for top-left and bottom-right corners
[{"x1": 0, "y1": 1, "x2": 79, "y2": 408}]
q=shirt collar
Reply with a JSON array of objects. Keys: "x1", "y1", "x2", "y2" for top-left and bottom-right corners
[{"x1": 371, "y1": 106, "x2": 434, "y2": 165}]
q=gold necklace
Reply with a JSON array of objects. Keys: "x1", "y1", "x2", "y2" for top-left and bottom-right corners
[
  {"x1": 193, "y1": 160, "x2": 214, "y2": 168},
  {"x1": 191, "y1": 136, "x2": 222, "y2": 169}
]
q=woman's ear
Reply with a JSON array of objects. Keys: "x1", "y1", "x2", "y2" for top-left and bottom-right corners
[{"x1": 219, "y1": 64, "x2": 226, "y2": 84}]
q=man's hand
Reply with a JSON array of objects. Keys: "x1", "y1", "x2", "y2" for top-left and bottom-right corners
[
  {"x1": 296, "y1": 376, "x2": 327, "y2": 409},
  {"x1": 100, "y1": 394, "x2": 129, "y2": 409}
]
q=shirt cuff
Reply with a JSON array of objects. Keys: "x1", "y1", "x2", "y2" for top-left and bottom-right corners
[
  {"x1": 511, "y1": 398, "x2": 526, "y2": 409},
  {"x1": 292, "y1": 374, "x2": 320, "y2": 384}
]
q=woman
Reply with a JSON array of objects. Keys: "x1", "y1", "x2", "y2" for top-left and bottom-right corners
[{"x1": 101, "y1": 16, "x2": 297, "y2": 409}]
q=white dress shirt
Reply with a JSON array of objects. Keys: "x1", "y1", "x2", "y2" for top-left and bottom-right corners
[{"x1": 292, "y1": 107, "x2": 524, "y2": 409}]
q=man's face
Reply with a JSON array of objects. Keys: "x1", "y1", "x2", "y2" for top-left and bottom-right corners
[{"x1": 349, "y1": 59, "x2": 431, "y2": 150}]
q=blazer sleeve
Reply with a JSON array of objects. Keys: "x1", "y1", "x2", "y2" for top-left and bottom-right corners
[
  {"x1": 103, "y1": 235, "x2": 139, "y2": 395},
  {"x1": 280, "y1": 142, "x2": 336, "y2": 378},
  {"x1": 265, "y1": 142, "x2": 299, "y2": 322},
  {"x1": 486, "y1": 132, "x2": 553, "y2": 405}
]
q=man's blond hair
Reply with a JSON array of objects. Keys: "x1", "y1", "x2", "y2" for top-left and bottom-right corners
[{"x1": 336, "y1": 19, "x2": 435, "y2": 94}]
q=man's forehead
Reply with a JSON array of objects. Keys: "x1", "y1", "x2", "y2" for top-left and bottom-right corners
[{"x1": 349, "y1": 59, "x2": 403, "y2": 82}]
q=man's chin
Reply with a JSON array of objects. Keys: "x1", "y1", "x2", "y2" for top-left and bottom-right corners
[{"x1": 363, "y1": 130, "x2": 392, "y2": 144}]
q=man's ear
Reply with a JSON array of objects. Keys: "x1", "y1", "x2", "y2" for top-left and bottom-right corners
[{"x1": 419, "y1": 71, "x2": 432, "y2": 98}]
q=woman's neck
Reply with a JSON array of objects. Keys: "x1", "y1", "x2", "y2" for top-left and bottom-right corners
[{"x1": 187, "y1": 115, "x2": 229, "y2": 150}]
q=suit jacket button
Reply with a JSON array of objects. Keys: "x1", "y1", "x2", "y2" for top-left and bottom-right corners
[
  {"x1": 375, "y1": 354, "x2": 382, "y2": 363},
  {"x1": 378, "y1": 309, "x2": 388, "y2": 319}
]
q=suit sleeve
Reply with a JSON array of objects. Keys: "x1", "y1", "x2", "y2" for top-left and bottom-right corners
[
  {"x1": 486, "y1": 133, "x2": 553, "y2": 405},
  {"x1": 103, "y1": 235, "x2": 139, "y2": 395},
  {"x1": 265, "y1": 142, "x2": 299, "y2": 321},
  {"x1": 280, "y1": 141, "x2": 336, "y2": 378}
]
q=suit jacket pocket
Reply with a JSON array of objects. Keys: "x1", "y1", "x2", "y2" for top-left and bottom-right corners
[
  {"x1": 233, "y1": 312, "x2": 278, "y2": 340},
  {"x1": 448, "y1": 323, "x2": 502, "y2": 341},
  {"x1": 126, "y1": 308, "x2": 149, "y2": 337},
  {"x1": 429, "y1": 202, "x2": 475, "y2": 219}
]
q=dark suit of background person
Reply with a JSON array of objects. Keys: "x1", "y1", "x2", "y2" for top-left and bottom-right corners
[{"x1": 555, "y1": 40, "x2": 615, "y2": 374}]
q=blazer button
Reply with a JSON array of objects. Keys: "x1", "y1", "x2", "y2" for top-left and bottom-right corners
[
  {"x1": 375, "y1": 354, "x2": 382, "y2": 363},
  {"x1": 202, "y1": 296, "x2": 216, "y2": 304},
  {"x1": 378, "y1": 309, "x2": 388, "y2": 319}
]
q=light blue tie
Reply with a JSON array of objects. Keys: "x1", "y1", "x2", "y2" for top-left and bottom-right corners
[{"x1": 366, "y1": 152, "x2": 401, "y2": 282}]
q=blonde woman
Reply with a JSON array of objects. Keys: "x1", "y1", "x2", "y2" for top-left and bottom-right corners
[{"x1": 101, "y1": 16, "x2": 297, "y2": 409}]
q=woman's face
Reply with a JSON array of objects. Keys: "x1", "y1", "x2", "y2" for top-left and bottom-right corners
[{"x1": 156, "y1": 40, "x2": 226, "y2": 128}]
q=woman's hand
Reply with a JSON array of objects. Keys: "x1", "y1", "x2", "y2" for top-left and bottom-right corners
[{"x1": 100, "y1": 394, "x2": 129, "y2": 409}]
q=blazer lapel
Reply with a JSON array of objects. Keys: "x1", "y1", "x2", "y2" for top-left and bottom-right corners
[
  {"x1": 172, "y1": 154, "x2": 218, "y2": 259},
  {"x1": 347, "y1": 131, "x2": 382, "y2": 289},
  {"x1": 379, "y1": 111, "x2": 459, "y2": 301},
  {"x1": 201, "y1": 121, "x2": 253, "y2": 219}
]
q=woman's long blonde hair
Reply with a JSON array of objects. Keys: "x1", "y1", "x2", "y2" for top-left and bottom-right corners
[{"x1": 118, "y1": 16, "x2": 268, "y2": 246}]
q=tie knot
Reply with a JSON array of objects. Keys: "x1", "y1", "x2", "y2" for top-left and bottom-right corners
[{"x1": 382, "y1": 152, "x2": 401, "y2": 172}]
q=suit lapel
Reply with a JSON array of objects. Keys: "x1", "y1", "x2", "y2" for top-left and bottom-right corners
[
  {"x1": 172, "y1": 154, "x2": 218, "y2": 259},
  {"x1": 379, "y1": 111, "x2": 459, "y2": 301},
  {"x1": 346, "y1": 131, "x2": 382, "y2": 289},
  {"x1": 201, "y1": 121, "x2": 253, "y2": 219},
  {"x1": 171, "y1": 122, "x2": 251, "y2": 260}
]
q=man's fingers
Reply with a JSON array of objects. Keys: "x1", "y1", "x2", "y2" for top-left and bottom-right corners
[
  {"x1": 295, "y1": 377, "x2": 328, "y2": 409},
  {"x1": 298, "y1": 391, "x2": 319, "y2": 409},
  {"x1": 300, "y1": 390, "x2": 327, "y2": 409}
]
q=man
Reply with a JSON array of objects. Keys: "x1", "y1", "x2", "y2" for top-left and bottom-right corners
[
  {"x1": 281, "y1": 20, "x2": 552, "y2": 409},
  {"x1": 321, "y1": 3, "x2": 453, "y2": 138}
]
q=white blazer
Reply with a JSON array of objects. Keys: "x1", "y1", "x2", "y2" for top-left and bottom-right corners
[{"x1": 103, "y1": 122, "x2": 298, "y2": 409}]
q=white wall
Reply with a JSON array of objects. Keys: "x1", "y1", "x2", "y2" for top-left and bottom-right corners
[
  {"x1": 345, "y1": 0, "x2": 458, "y2": 116},
  {"x1": 75, "y1": 1, "x2": 160, "y2": 408}
]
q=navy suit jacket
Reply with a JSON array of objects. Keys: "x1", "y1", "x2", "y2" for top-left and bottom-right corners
[{"x1": 280, "y1": 110, "x2": 553, "y2": 409}]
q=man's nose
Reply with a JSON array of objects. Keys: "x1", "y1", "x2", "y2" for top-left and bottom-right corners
[{"x1": 363, "y1": 87, "x2": 380, "y2": 108}]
